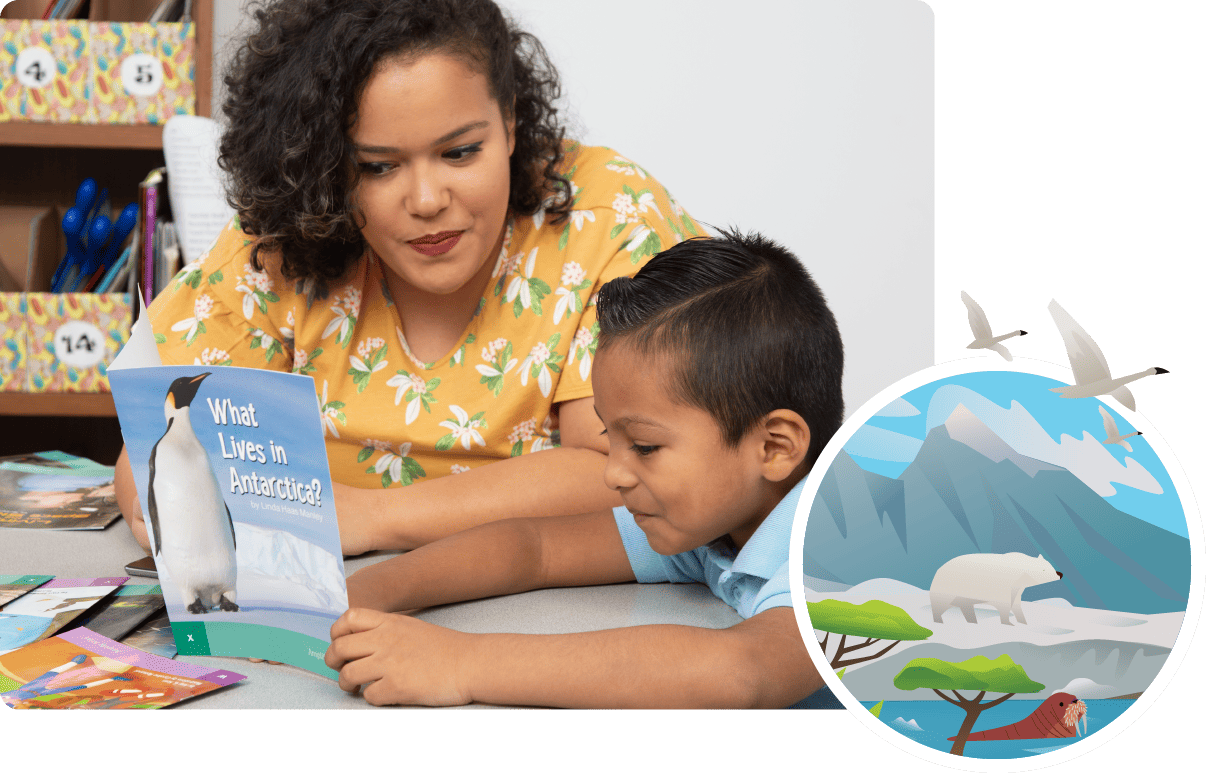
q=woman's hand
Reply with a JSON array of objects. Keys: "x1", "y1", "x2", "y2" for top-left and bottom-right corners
[{"x1": 325, "y1": 608, "x2": 473, "y2": 707}]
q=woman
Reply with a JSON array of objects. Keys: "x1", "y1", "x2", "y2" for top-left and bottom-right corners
[{"x1": 115, "y1": 0, "x2": 699, "y2": 555}]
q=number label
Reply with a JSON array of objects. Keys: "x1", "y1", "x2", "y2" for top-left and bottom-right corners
[
  {"x1": 120, "y1": 53, "x2": 164, "y2": 97},
  {"x1": 54, "y1": 321, "x2": 107, "y2": 370},
  {"x1": 15, "y1": 47, "x2": 55, "y2": 89}
]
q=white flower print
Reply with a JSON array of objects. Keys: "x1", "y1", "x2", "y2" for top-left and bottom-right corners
[
  {"x1": 606, "y1": 155, "x2": 648, "y2": 179},
  {"x1": 437, "y1": 405, "x2": 487, "y2": 451},
  {"x1": 348, "y1": 337, "x2": 388, "y2": 393},
  {"x1": 279, "y1": 309, "x2": 295, "y2": 347},
  {"x1": 323, "y1": 287, "x2": 361, "y2": 348},
  {"x1": 170, "y1": 293, "x2": 214, "y2": 344},
  {"x1": 569, "y1": 325, "x2": 597, "y2": 381},
  {"x1": 519, "y1": 334, "x2": 564, "y2": 399},
  {"x1": 450, "y1": 464, "x2": 471, "y2": 475},
  {"x1": 386, "y1": 369, "x2": 441, "y2": 425},
  {"x1": 235, "y1": 264, "x2": 277, "y2": 320},
  {"x1": 476, "y1": 338, "x2": 517, "y2": 396},
  {"x1": 612, "y1": 191, "x2": 639, "y2": 225},
  {"x1": 192, "y1": 347, "x2": 230, "y2": 366},
  {"x1": 359, "y1": 440, "x2": 426, "y2": 487},
  {"x1": 503, "y1": 248, "x2": 550, "y2": 317},
  {"x1": 553, "y1": 261, "x2": 591, "y2": 324},
  {"x1": 319, "y1": 380, "x2": 346, "y2": 439},
  {"x1": 560, "y1": 262, "x2": 586, "y2": 287}
]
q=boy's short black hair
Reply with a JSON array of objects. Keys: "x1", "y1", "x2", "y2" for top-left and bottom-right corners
[{"x1": 595, "y1": 229, "x2": 844, "y2": 473}]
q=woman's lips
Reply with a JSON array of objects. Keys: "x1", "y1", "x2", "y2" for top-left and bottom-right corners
[{"x1": 408, "y1": 231, "x2": 463, "y2": 256}]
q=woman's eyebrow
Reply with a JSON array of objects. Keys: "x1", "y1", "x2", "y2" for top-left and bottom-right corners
[{"x1": 352, "y1": 121, "x2": 491, "y2": 155}]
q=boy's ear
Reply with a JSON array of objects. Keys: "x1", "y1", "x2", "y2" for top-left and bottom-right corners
[{"x1": 755, "y1": 410, "x2": 810, "y2": 483}]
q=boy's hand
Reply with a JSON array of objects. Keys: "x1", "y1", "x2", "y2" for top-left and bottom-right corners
[{"x1": 325, "y1": 608, "x2": 472, "y2": 707}]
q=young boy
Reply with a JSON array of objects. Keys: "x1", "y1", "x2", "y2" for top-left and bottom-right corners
[{"x1": 324, "y1": 229, "x2": 845, "y2": 708}]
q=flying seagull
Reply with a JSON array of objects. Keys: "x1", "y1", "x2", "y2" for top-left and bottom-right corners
[
  {"x1": 1099, "y1": 405, "x2": 1142, "y2": 453},
  {"x1": 961, "y1": 291, "x2": 1027, "y2": 361},
  {"x1": 1048, "y1": 299, "x2": 1168, "y2": 411}
]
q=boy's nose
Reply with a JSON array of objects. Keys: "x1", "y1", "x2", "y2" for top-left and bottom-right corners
[{"x1": 602, "y1": 452, "x2": 638, "y2": 492}]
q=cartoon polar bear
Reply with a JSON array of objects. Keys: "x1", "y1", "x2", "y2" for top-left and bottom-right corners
[{"x1": 929, "y1": 552, "x2": 1063, "y2": 625}]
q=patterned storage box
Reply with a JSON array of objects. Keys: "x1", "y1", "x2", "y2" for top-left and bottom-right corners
[
  {"x1": 91, "y1": 21, "x2": 195, "y2": 125},
  {"x1": 23, "y1": 292, "x2": 131, "y2": 392},
  {"x1": 0, "y1": 293, "x2": 27, "y2": 391},
  {"x1": 0, "y1": 19, "x2": 91, "y2": 123}
]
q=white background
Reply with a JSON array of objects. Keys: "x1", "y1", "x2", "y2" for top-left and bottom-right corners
[{"x1": 212, "y1": 0, "x2": 935, "y2": 414}]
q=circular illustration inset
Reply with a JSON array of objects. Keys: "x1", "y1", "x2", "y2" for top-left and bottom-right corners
[{"x1": 791, "y1": 360, "x2": 1198, "y2": 765}]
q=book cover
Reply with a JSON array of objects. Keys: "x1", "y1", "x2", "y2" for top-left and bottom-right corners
[
  {"x1": 0, "y1": 453, "x2": 122, "y2": 530},
  {"x1": 121, "y1": 608, "x2": 176, "y2": 659},
  {"x1": 0, "y1": 575, "x2": 54, "y2": 609},
  {"x1": 62, "y1": 583, "x2": 166, "y2": 643},
  {"x1": 0, "y1": 627, "x2": 244, "y2": 709},
  {"x1": 108, "y1": 359, "x2": 347, "y2": 678},
  {"x1": 0, "y1": 578, "x2": 127, "y2": 655}
]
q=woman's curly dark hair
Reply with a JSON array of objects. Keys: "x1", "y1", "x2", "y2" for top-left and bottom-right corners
[{"x1": 219, "y1": 0, "x2": 571, "y2": 286}]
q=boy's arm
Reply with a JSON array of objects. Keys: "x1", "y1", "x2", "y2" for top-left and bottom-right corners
[
  {"x1": 343, "y1": 509, "x2": 637, "y2": 612},
  {"x1": 325, "y1": 605, "x2": 821, "y2": 709}
]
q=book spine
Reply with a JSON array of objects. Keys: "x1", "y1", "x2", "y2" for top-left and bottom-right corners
[{"x1": 143, "y1": 185, "x2": 158, "y2": 307}]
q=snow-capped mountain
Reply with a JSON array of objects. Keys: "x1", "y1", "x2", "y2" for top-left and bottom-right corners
[{"x1": 802, "y1": 405, "x2": 1190, "y2": 615}]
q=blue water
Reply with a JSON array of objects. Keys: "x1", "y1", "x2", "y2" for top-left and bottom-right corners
[{"x1": 865, "y1": 699, "x2": 1136, "y2": 759}]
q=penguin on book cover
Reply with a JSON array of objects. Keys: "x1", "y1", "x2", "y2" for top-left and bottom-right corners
[{"x1": 148, "y1": 373, "x2": 240, "y2": 614}]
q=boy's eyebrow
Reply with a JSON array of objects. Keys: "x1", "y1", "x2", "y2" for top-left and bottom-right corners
[
  {"x1": 352, "y1": 121, "x2": 491, "y2": 155},
  {"x1": 593, "y1": 406, "x2": 667, "y2": 432}
]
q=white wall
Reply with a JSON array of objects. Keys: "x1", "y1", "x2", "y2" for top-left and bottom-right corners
[{"x1": 210, "y1": 0, "x2": 935, "y2": 415}]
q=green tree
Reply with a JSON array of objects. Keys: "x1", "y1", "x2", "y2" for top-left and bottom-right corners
[
  {"x1": 893, "y1": 654, "x2": 1044, "y2": 756},
  {"x1": 808, "y1": 599, "x2": 933, "y2": 670}
]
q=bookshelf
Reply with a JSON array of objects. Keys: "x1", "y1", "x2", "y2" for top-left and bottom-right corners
[{"x1": 1, "y1": 0, "x2": 214, "y2": 458}]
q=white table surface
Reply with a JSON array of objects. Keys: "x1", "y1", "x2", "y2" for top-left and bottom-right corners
[{"x1": 1, "y1": 518, "x2": 840, "y2": 709}]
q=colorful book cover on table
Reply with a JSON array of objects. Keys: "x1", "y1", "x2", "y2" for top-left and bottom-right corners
[
  {"x1": 63, "y1": 583, "x2": 167, "y2": 643},
  {"x1": 0, "y1": 578, "x2": 127, "y2": 655},
  {"x1": 0, "y1": 627, "x2": 244, "y2": 709},
  {"x1": 0, "y1": 575, "x2": 54, "y2": 609},
  {"x1": 108, "y1": 363, "x2": 348, "y2": 678},
  {"x1": 0, "y1": 452, "x2": 122, "y2": 530},
  {"x1": 121, "y1": 608, "x2": 177, "y2": 659}
]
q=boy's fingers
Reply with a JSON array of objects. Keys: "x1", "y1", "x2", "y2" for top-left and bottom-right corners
[
  {"x1": 325, "y1": 627, "x2": 387, "y2": 670},
  {"x1": 337, "y1": 657, "x2": 379, "y2": 695},
  {"x1": 330, "y1": 607, "x2": 384, "y2": 640}
]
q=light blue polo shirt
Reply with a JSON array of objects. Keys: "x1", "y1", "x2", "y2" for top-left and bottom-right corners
[{"x1": 612, "y1": 476, "x2": 806, "y2": 619}]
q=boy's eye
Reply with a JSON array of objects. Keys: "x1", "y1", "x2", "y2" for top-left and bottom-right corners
[
  {"x1": 358, "y1": 162, "x2": 394, "y2": 177},
  {"x1": 630, "y1": 444, "x2": 658, "y2": 457},
  {"x1": 444, "y1": 142, "x2": 483, "y2": 161}
]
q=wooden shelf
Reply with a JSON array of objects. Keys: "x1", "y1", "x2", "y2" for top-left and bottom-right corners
[
  {"x1": 0, "y1": 391, "x2": 116, "y2": 417},
  {"x1": 0, "y1": 122, "x2": 167, "y2": 149}
]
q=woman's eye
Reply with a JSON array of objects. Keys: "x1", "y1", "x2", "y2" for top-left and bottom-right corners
[
  {"x1": 358, "y1": 162, "x2": 393, "y2": 177},
  {"x1": 630, "y1": 444, "x2": 658, "y2": 457},
  {"x1": 444, "y1": 142, "x2": 482, "y2": 161}
]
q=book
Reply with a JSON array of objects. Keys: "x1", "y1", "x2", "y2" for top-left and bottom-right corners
[
  {"x1": 0, "y1": 575, "x2": 54, "y2": 609},
  {"x1": 0, "y1": 452, "x2": 123, "y2": 530},
  {"x1": 0, "y1": 578, "x2": 127, "y2": 656},
  {"x1": 0, "y1": 627, "x2": 244, "y2": 709},
  {"x1": 62, "y1": 583, "x2": 167, "y2": 643},
  {"x1": 107, "y1": 299, "x2": 348, "y2": 678},
  {"x1": 121, "y1": 608, "x2": 177, "y2": 659}
]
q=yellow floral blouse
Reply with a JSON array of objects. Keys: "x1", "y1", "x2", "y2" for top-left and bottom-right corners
[{"x1": 147, "y1": 143, "x2": 700, "y2": 488}]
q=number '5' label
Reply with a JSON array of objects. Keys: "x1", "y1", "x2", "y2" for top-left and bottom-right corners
[{"x1": 55, "y1": 321, "x2": 107, "y2": 370}]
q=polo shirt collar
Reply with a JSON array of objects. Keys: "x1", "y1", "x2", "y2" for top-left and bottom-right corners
[{"x1": 728, "y1": 475, "x2": 808, "y2": 581}]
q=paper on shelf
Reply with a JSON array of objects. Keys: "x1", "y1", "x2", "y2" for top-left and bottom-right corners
[{"x1": 162, "y1": 116, "x2": 235, "y2": 265}]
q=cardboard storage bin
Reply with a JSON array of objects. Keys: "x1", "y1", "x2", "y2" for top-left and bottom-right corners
[{"x1": 0, "y1": 205, "x2": 131, "y2": 392}]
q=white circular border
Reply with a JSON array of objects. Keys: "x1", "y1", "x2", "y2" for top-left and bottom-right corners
[{"x1": 790, "y1": 355, "x2": 1202, "y2": 772}]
